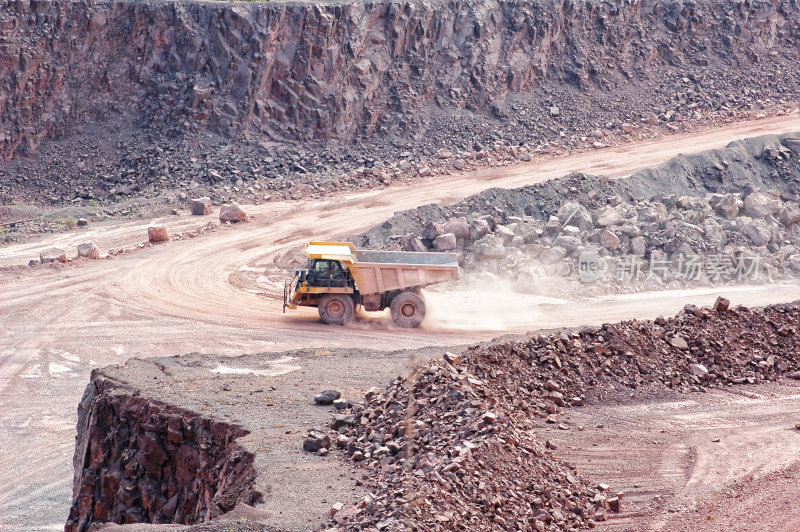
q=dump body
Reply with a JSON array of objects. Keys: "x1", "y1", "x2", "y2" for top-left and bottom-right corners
[
  {"x1": 346, "y1": 249, "x2": 459, "y2": 294},
  {"x1": 283, "y1": 241, "x2": 459, "y2": 327}
]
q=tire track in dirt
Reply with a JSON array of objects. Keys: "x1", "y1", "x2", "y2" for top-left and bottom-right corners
[{"x1": 539, "y1": 384, "x2": 800, "y2": 531}]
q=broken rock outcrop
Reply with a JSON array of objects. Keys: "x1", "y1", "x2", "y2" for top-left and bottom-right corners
[
  {"x1": 3, "y1": 0, "x2": 800, "y2": 166},
  {"x1": 65, "y1": 371, "x2": 261, "y2": 532}
]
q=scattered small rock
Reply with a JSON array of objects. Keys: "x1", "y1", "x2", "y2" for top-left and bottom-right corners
[
  {"x1": 302, "y1": 431, "x2": 330, "y2": 453},
  {"x1": 314, "y1": 390, "x2": 341, "y2": 405}
]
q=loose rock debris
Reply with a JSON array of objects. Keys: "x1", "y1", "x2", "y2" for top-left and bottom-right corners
[
  {"x1": 363, "y1": 135, "x2": 800, "y2": 292},
  {"x1": 324, "y1": 301, "x2": 800, "y2": 531}
]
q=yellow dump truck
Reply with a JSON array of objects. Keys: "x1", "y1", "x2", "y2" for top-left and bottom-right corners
[{"x1": 283, "y1": 241, "x2": 459, "y2": 327}]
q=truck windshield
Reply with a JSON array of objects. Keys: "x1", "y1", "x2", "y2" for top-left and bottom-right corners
[{"x1": 312, "y1": 260, "x2": 344, "y2": 280}]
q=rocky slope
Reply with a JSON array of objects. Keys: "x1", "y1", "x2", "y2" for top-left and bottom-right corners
[
  {"x1": 360, "y1": 133, "x2": 800, "y2": 291},
  {"x1": 2, "y1": 0, "x2": 800, "y2": 204},
  {"x1": 325, "y1": 300, "x2": 800, "y2": 530}
]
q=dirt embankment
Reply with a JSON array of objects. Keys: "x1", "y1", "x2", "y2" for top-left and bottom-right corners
[
  {"x1": 2, "y1": 0, "x2": 800, "y2": 204},
  {"x1": 66, "y1": 368, "x2": 262, "y2": 532}
]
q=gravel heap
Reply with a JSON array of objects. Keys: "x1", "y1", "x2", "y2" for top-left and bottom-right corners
[
  {"x1": 325, "y1": 363, "x2": 614, "y2": 531},
  {"x1": 362, "y1": 135, "x2": 800, "y2": 292},
  {"x1": 324, "y1": 300, "x2": 800, "y2": 531}
]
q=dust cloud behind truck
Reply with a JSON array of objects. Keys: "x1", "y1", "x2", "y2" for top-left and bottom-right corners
[{"x1": 283, "y1": 241, "x2": 459, "y2": 327}]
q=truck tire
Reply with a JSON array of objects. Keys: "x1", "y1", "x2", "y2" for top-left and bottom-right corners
[
  {"x1": 318, "y1": 294, "x2": 354, "y2": 325},
  {"x1": 390, "y1": 291, "x2": 426, "y2": 328}
]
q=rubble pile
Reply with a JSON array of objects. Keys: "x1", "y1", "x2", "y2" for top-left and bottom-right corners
[
  {"x1": 364, "y1": 135, "x2": 800, "y2": 290},
  {"x1": 325, "y1": 363, "x2": 613, "y2": 531},
  {"x1": 326, "y1": 301, "x2": 800, "y2": 530}
]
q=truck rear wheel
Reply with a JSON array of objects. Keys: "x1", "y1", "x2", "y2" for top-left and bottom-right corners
[
  {"x1": 318, "y1": 294, "x2": 354, "y2": 325},
  {"x1": 390, "y1": 291, "x2": 426, "y2": 328}
]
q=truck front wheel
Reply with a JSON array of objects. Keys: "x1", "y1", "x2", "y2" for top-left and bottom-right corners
[
  {"x1": 390, "y1": 291, "x2": 426, "y2": 328},
  {"x1": 318, "y1": 294, "x2": 355, "y2": 325}
]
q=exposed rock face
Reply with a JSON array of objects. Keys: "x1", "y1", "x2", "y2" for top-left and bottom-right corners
[
  {"x1": 65, "y1": 372, "x2": 261, "y2": 532},
  {"x1": 2, "y1": 0, "x2": 800, "y2": 164}
]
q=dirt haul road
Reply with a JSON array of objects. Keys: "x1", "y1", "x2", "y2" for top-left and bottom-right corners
[{"x1": 2, "y1": 115, "x2": 800, "y2": 530}]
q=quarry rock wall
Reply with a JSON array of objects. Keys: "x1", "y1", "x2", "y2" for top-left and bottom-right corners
[{"x1": 1, "y1": 0, "x2": 798, "y2": 160}]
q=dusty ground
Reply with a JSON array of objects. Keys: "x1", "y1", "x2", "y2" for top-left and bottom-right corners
[
  {"x1": 539, "y1": 381, "x2": 800, "y2": 532},
  {"x1": 2, "y1": 115, "x2": 800, "y2": 530}
]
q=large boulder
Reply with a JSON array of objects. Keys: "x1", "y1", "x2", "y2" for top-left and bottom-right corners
[
  {"x1": 474, "y1": 235, "x2": 506, "y2": 260},
  {"x1": 619, "y1": 223, "x2": 641, "y2": 237},
  {"x1": 422, "y1": 221, "x2": 444, "y2": 241},
  {"x1": 743, "y1": 221, "x2": 773, "y2": 247},
  {"x1": 314, "y1": 390, "x2": 341, "y2": 405},
  {"x1": 191, "y1": 197, "x2": 211, "y2": 216},
  {"x1": 712, "y1": 194, "x2": 740, "y2": 220},
  {"x1": 408, "y1": 237, "x2": 428, "y2": 252},
  {"x1": 77, "y1": 241, "x2": 99, "y2": 259},
  {"x1": 703, "y1": 221, "x2": 727, "y2": 248},
  {"x1": 40, "y1": 247, "x2": 67, "y2": 263},
  {"x1": 631, "y1": 236, "x2": 647, "y2": 257},
  {"x1": 443, "y1": 217, "x2": 470, "y2": 239},
  {"x1": 552, "y1": 235, "x2": 582, "y2": 253},
  {"x1": 469, "y1": 218, "x2": 491, "y2": 241},
  {"x1": 779, "y1": 203, "x2": 800, "y2": 226},
  {"x1": 219, "y1": 202, "x2": 247, "y2": 223},
  {"x1": 539, "y1": 246, "x2": 568, "y2": 264},
  {"x1": 303, "y1": 431, "x2": 330, "y2": 453},
  {"x1": 600, "y1": 229, "x2": 621, "y2": 250},
  {"x1": 596, "y1": 207, "x2": 624, "y2": 227},
  {"x1": 433, "y1": 233, "x2": 457, "y2": 251},
  {"x1": 637, "y1": 203, "x2": 667, "y2": 224},
  {"x1": 148, "y1": 226, "x2": 169, "y2": 243},
  {"x1": 544, "y1": 217, "x2": 562, "y2": 236},
  {"x1": 557, "y1": 202, "x2": 592, "y2": 231},
  {"x1": 744, "y1": 192, "x2": 781, "y2": 218},
  {"x1": 788, "y1": 254, "x2": 800, "y2": 273},
  {"x1": 494, "y1": 224, "x2": 516, "y2": 244}
]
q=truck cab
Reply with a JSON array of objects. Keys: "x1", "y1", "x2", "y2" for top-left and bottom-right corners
[{"x1": 306, "y1": 259, "x2": 352, "y2": 288}]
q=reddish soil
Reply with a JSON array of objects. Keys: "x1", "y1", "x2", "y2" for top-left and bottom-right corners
[{"x1": 541, "y1": 381, "x2": 800, "y2": 532}]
